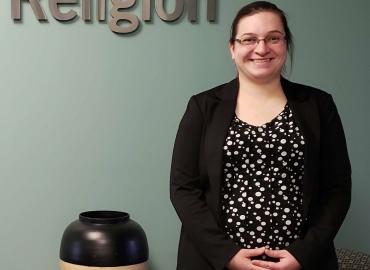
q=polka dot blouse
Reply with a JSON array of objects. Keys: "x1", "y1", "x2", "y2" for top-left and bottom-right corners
[{"x1": 220, "y1": 104, "x2": 306, "y2": 250}]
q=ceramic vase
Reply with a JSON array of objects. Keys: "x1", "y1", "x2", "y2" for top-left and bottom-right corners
[{"x1": 59, "y1": 211, "x2": 149, "y2": 270}]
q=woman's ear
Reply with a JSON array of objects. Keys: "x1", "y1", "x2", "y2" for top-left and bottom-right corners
[{"x1": 229, "y1": 42, "x2": 236, "y2": 60}]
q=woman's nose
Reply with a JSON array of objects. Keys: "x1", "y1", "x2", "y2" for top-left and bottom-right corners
[{"x1": 254, "y1": 40, "x2": 270, "y2": 55}]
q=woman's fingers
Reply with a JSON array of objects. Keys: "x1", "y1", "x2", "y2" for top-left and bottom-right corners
[
  {"x1": 227, "y1": 248, "x2": 270, "y2": 270},
  {"x1": 242, "y1": 247, "x2": 266, "y2": 257},
  {"x1": 264, "y1": 248, "x2": 285, "y2": 258},
  {"x1": 252, "y1": 259, "x2": 274, "y2": 269},
  {"x1": 249, "y1": 262, "x2": 272, "y2": 270}
]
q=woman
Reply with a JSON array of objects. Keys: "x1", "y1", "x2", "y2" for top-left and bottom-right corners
[{"x1": 170, "y1": 1, "x2": 351, "y2": 270}]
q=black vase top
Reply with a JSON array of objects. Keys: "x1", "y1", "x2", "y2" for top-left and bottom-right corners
[{"x1": 79, "y1": 210, "x2": 130, "y2": 224}]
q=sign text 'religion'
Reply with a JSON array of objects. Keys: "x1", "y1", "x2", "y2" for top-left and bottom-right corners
[{"x1": 11, "y1": 0, "x2": 217, "y2": 34}]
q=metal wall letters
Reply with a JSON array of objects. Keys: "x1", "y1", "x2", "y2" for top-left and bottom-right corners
[{"x1": 11, "y1": 0, "x2": 217, "y2": 34}]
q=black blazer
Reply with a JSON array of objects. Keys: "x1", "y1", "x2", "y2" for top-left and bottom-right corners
[{"x1": 170, "y1": 78, "x2": 351, "y2": 270}]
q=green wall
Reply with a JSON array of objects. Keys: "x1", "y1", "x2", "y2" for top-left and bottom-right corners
[{"x1": 0, "y1": 1, "x2": 369, "y2": 269}]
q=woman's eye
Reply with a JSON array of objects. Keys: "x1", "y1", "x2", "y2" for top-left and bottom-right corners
[
  {"x1": 242, "y1": 38, "x2": 257, "y2": 44},
  {"x1": 268, "y1": 36, "x2": 281, "y2": 42}
]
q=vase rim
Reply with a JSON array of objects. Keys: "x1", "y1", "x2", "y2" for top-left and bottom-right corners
[{"x1": 79, "y1": 210, "x2": 130, "y2": 224}]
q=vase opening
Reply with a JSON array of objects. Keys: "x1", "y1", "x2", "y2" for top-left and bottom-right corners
[{"x1": 79, "y1": 210, "x2": 130, "y2": 224}]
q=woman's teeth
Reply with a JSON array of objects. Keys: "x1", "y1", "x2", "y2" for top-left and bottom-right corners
[{"x1": 252, "y1": 58, "x2": 272, "y2": 63}]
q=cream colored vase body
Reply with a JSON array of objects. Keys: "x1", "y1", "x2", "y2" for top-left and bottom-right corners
[{"x1": 60, "y1": 260, "x2": 148, "y2": 270}]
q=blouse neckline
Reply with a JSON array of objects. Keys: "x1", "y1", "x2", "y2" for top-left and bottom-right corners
[{"x1": 234, "y1": 103, "x2": 289, "y2": 129}]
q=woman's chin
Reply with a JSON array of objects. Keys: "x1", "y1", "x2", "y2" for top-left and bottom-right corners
[{"x1": 242, "y1": 70, "x2": 281, "y2": 83}]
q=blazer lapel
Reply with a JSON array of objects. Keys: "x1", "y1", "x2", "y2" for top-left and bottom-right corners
[
  {"x1": 204, "y1": 79, "x2": 238, "y2": 217},
  {"x1": 282, "y1": 78, "x2": 320, "y2": 219}
]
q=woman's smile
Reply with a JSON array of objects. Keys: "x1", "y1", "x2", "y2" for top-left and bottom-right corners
[{"x1": 250, "y1": 58, "x2": 274, "y2": 63}]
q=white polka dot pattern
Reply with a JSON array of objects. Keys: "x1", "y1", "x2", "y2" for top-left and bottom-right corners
[{"x1": 221, "y1": 104, "x2": 305, "y2": 250}]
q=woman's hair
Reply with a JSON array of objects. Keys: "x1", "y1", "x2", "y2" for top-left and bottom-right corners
[{"x1": 230, "y1": 1, "x2": 294, "y2": 73}]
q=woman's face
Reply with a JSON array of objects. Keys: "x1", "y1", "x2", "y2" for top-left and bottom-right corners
[{"x1": 229, "y1": 11, "x2": 287, "y2": 84}]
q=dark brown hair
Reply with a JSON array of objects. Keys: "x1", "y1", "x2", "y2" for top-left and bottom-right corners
[{"x1": 230, "y1": 1, "x2": 294, "y2": 72}]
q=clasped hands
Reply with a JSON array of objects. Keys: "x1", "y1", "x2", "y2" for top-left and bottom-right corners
[{"x1": 227, "y1": 247, "x2": 301, "y2": 270}]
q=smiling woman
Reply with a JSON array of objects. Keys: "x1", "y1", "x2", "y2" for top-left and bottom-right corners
[{"x1": 170, "y1": 1, "x2": 351, "y2": 270}]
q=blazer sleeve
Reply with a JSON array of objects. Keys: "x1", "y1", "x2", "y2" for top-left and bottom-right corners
[
  {"x1": 170, "y1": 96, "x2": 240, "y2": 270},
  {"x1": 286, "y1": 94, "x2": 352, "y2": 270}
]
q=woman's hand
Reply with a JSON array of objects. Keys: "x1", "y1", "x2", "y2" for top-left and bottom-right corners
[
  {"x1": 227, "y1": 247, "x2": 269, "y2": 270},
  {"x1": 252, "y1": 249, "x2": 301, "y2": 270}
]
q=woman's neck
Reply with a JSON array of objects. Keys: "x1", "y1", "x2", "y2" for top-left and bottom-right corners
[
  {"x1": 237, "y1": 76, "x2": 285, "y2": 102},
  {"x1": 235, "y1": 75, "x2": 287, "y2": 126}
]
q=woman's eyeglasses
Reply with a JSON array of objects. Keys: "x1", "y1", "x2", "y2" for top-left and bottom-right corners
[{"x1": 234, "y1": 35, "x2": 286, "y2": 46}]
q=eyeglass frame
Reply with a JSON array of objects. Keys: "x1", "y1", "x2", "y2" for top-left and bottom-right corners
[{"x1": 233, "y1": 34, "x2": 286, "y2": 46}]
